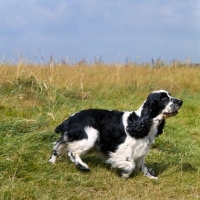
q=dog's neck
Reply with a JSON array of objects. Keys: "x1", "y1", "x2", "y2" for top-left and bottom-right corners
[
  {"x1": 153, "y1": 114, "x2": 164, "y2": 126},
  {"x1": 147, "y1": 114, "x2": 164, "y2": 140}
]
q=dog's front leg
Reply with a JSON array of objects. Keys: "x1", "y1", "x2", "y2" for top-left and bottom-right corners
[
  {"x1": 136, "y1": 156, "x2": 158, "y2": 180},
  {"x1": 141, "y1": 163, "x2": 158, "y2": 180}
]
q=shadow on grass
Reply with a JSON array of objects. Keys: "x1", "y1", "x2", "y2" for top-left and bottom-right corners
[
  {"x1": 147, "y1": 161, "x2": 169, "y2": 176},
  {"x1": 146, "y1": 160, "x2": 197, "y2": 178},
  {"x1": 70, "y1": 154, "x2": 167, "y2": 178},
  {"x1": 52, "y1": 149, "x2": 198, "y2": 181}
]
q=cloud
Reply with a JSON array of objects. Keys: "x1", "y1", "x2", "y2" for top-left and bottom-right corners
[{"x1": 0, "y1": 0, "x2": 199, "y2": 63}]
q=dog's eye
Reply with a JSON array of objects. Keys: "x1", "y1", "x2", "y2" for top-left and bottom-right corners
[
  {"x1": 161, "y1": 97, "x2": 168, "y2": 101},
  {"x1": 160, "y1": 93, "x2": 169, "y2": 101}
]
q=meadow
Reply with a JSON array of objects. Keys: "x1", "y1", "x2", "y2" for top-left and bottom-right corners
[{"x1": 0, "y1": 62, "x2": 199, "y2": 199}]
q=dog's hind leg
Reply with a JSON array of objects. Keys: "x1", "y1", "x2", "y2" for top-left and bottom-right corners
[
  {"x1": 74, "y1": 153, "x2": 90, "y2": 171},
  {"x1": 67, "y1": 140, "x2": 93, "y2": 171},
  {"x1": 66, "y1": 143, "x2": 91, "y2": 171},
  {"x1": 49, "y1": 139, "x2": 66, "y2": 164},
  {"x1": 68, "y1": 151, "x2": 75, "y2": 163},
  {"x1": 67, "y1": 127, "x2": 99, "y2": 171}
]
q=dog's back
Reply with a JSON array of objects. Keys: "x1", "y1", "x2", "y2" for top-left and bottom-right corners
[{"x1": 54, "y1": 109, "x2": 127, "y2": 153}]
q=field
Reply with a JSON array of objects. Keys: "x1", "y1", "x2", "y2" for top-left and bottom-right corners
[{"x1": 0, "y1": 62, "x2": 199, "y2": 199}]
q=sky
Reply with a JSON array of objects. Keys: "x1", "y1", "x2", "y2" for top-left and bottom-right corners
[{"x1": 0, "y1": 0, "x2": 200, "y2": 64}]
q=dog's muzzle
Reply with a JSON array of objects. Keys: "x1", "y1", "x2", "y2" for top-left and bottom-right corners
[
  {"x1": 163, "y1": 99, "x2": 183, "y2": 118},
  {"x1": 172, "y1": 99, "x2": 183, "y2": 107}
]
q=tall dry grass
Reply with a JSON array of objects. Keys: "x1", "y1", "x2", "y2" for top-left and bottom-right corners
[{"x1": 1, "y1": 63, "x2": 199, "y2": 92}]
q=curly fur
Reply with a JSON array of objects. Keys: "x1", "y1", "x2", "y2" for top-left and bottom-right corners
[
  {"x1": 126, "y1": 112, "x2": 152, "y2": 139},
  {"x1": 49, "y1": 90, "x2": 183, "y2": 179}
]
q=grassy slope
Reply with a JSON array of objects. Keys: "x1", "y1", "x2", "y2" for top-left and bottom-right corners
[{"x1": 0, "y1": 63, "x2": 199, "y2": 200}]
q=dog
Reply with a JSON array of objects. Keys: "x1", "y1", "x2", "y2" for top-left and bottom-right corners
[{"x1": 49, "y1": 90, "x2": 183, "y2": 179}]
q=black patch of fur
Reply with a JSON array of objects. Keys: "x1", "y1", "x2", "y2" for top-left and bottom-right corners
[
  {"x1": 146, "y1": 92, "x2": 169, "y2": 118},
  {"x1": 156, "y1": 119, "x2": 165, "y2": 136},
  {"x1": 55, "y1": 109, "x2": 126, "y2": 154},
  {"x1": 55, "y1": 116, "x2": 88, "y2": 141},
  {"x1": 126, "y1": 101, "x2": 153, "y2": 139},
  {"x1": 126, "y1": 92, "x2": 168, "y2": 139}
]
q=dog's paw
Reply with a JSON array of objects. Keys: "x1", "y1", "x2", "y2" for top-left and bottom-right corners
[
  {"x1": 76, "y1": 163, "x2": 90, "y2": 171},
  {"x1": 144, "y1": 172, "x2": 158, "y2": 180},
  {"x1": 148, "y1": 168, "x2": 156, "y2": 176},
  {"x1": 121, "y1": 172, "x2": 131, "y2": 179},
  {"x1": 149, "y1": 175, "x2": 158, "y2": 180},
  {"x1": 49, "y1": 155, "x2": 56, "y2": 164}
]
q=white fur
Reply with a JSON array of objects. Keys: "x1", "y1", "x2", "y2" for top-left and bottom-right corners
[
  {"x1": 107, "y1": 113, "x2": 161, "y2": 179},
  {"x1": 122, "y1": 111, "x2": 132, "y2": 134},
  {"x1": 66, "y1": 127, "x2": 99, "y2": 170},
  {"x1": 68, "y1": 127, "x2": 98, "y2": 154}
]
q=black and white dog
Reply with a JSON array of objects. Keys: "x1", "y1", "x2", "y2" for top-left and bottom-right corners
[{"x1": 49, "y1": 90, "x2": 182, "y2": 179}]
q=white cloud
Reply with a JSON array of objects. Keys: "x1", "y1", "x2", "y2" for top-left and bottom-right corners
[{"x1": 0, "y1": 0, "x2": 199, "y2": 63}]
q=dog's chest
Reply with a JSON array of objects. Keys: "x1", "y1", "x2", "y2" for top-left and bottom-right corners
[
  {"x1": 129, "y1": 137, "x2": 153, "y2": 159},
  {"x1": 112, "y1": 135, "x2": 154, "y2": 163},
  {"x1": 124, "y1": 127, "x2": 157, "y2": 160}
]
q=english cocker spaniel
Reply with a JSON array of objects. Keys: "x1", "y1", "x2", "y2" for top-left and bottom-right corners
[{"x1": 49, "y1": 90, "x2": 183, "y2": 179}]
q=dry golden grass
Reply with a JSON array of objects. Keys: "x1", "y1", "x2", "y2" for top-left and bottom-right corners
[{"x1": 1, "y1": 63, "x2": 199, "y2": 94}]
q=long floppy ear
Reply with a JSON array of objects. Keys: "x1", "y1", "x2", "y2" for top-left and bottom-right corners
[
  {"x1": 126, "y1": 113, "x2": 152, "y2": 139},
  {"x1": 142, "y1": 99, "x2": 158, "y2": 118}
]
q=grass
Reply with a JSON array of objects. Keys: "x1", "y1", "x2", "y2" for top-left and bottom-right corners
[{"x1": 0, "y1": 62, "x2": 199, "y2": 199}]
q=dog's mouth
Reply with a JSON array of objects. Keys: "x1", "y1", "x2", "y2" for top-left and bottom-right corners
[{"x1": 163, "y1": 111, "x2": 178, "y2": 118}]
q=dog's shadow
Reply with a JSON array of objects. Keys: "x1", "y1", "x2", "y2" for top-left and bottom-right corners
[
  {"x1": 82, "y1": 153, "x2": 108, "y2": 168},
  {"x1": 145, "y1": 160, "x2": 197, "y2": 178},
  {"x1": 80, "y1": 154, "x2": 169, "y2": 178},
  {"x1": 146, "y1": 161, "x2": 169, "y2": 176},
  {"x1": 65, "y1": 152, "x2": 197, "y2": 178}
]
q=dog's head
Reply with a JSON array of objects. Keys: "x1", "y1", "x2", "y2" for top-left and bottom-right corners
[
  {"x1": 143, "y1": 90, "x2": 183, "y2": 119},
  {"x1": 127, "y1": 90, "x2": 182, "y2": 139}
]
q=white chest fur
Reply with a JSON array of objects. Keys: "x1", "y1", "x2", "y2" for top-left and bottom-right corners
[{"x1": 107, "y1": 116, "x2": 161, "y2": 170}]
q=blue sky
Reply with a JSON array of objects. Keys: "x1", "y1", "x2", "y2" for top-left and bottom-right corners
[{"x1": 1, "y1": 0, "x2": 200, "y2": 64}]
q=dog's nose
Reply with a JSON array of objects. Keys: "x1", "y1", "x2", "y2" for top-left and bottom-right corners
[
  {"x1": 172, "y1": 99, "x2": 183, "y2": 106},
  {"x1": 177, "y1": 100, "x2": 183, "y2": 106}
]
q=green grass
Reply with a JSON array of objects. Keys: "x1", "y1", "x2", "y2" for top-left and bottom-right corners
[{"x1": 0, "y1": 63, "x2": 199, "y2": 199}]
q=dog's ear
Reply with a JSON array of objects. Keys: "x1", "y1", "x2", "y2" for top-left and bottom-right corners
[
  {"x1": 142, "y1": 99, "x2": 158, "y2": 118},
  {"x1": 156, "y1": 119, "x2": 165, "y2": 137},
  {"x1": 126, "y1": 115, "x2": 152, "y2": 139}
]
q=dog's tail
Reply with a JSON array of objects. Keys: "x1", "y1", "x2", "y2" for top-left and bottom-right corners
[
  {"x1": 55, "y1": 122, "x2": 69, "y2": 142},
  {"x1": 55, "y1": 123, "x2": 64, "y2": 133}
]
